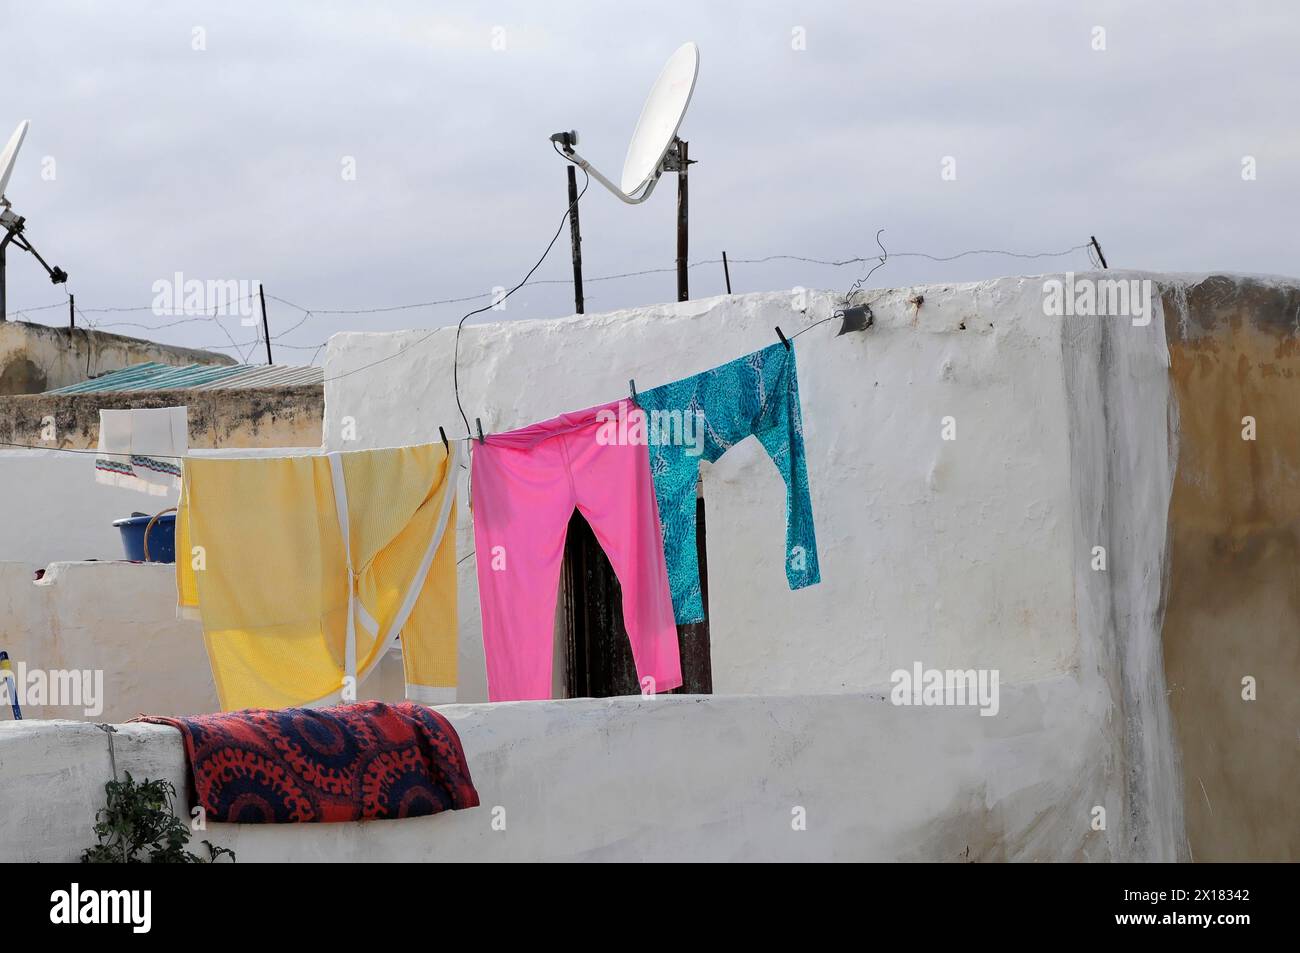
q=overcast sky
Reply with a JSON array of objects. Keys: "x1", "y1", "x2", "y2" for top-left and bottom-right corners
[{"x1": 2, "y1": 1, "x2": 1297, "y2": 362}]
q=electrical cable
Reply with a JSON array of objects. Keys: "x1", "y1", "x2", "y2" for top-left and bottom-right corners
[
  {"x1": 450, "y1": 147, "x2": 590, "y2": 436},
  {"x1": 305, "y1": 144, "x2": 591, "y2": 437}
]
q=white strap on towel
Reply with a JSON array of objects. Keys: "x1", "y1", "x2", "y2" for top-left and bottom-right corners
[
  {"x1": 313, "y1": 442, "x2": 463, "y2": 707},
  {"x1": 376, "y1": 440, "x2": 463, "y2": 664},
  {"x1": 327, "y1": 452, "x2": 358, "y2": 690}
]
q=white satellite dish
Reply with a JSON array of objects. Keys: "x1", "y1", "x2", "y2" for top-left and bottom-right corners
[
  {"x1": 620, "y1": 43, "x2": 699, "y2": 196},
  {"x1": 0, "y1": 120, "x2": 31, "y2": 206},
  {"x1": 550, "y1": 43, "x2": 701, "y2": 310},
  {"x1": 553, "y1": 42, "x2": 698, "y2": 205}
]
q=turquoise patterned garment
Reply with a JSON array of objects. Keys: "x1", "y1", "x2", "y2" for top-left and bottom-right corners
[{"x1": 635, "y1": 342, "x2": 820, "y2": 624}]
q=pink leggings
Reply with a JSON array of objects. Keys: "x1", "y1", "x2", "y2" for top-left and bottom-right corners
[{"x1": 471, "y1": 399, "x2": 682, "y2": 701}]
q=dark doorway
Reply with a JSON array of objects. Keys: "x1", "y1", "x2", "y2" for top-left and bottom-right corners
[{"x1": 562, "y1": 497, "x2": 712, "y2": 697}]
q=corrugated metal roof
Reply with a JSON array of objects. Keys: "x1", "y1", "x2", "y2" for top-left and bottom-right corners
[
  {"x1": 187, "y1": 364, "x2": 324, "y2": 391},
  {"x1": 45, "y1": 362, "x2": 323, "y2": 394}
]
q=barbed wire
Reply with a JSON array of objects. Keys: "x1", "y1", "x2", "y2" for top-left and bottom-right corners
[
  {"x1": 3, "y1": 242, "x2": 1092, "y2": 325},
  {"x1": 3, "y1": 240, "x2": 1095, "y2": 361},
  {"x1": 0, "y1": 238, "x2": 1098, "y2": 459}
]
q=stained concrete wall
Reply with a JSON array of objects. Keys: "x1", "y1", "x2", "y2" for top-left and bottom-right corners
[
  {"x1": 1060, "y1": 276, "x2": 1186, "y2": 862},
  {"x1": 0, "y1": 386, "x2": 323, "y2": 451},
  {"x1": 0, "y1": 320, "x2": 233, "y2": 395},
  {"x1": 1159, "y1": 275, "x2": 1300, "y2": 862}
]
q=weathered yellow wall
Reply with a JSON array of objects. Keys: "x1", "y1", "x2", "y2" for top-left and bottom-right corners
[
  {"x1": 0, "y1": 321, "x2": 233, "y2": 395},
  {"x1": 1161, "y1": 276, "x2": 1300, "y2": 861},
  {"x1": 0, "y1": 387, "x2": 323, "y2": 449}
]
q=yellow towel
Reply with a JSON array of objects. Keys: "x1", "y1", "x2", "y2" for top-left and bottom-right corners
[{"x1": 176, "y1": 443, "x2": 462, "y2": 710}]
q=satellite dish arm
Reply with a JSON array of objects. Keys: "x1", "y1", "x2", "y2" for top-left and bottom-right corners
[
  {"x1": 561, "y1": 145, "x2": 659, "y2": 205},
  {"x1": 8, "y1": 228, "x2": 68, "y2": 284}
]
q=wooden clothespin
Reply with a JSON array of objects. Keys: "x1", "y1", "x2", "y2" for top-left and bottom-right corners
[
  {"x1": 775, "y1": 326, "x2": 790, "y2": 350},
  {"x1": 475, "y1": 418, "x2": 485, "y2": 445},
  {"x1": 439, "y1": 426, "x2": 449, "y2": 453}
]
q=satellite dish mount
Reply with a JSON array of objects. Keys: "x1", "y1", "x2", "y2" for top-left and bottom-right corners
[
  {"x1": 551, "y1": 42, "x2": 700, "y2": 310},
  {"x1": 0, "y1": 121, "x2": 69, "y2": 324}
]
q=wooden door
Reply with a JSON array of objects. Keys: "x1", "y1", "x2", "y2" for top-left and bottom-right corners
[{"x1": 562, "y1": 498, "x2": 712, "y2": 697}]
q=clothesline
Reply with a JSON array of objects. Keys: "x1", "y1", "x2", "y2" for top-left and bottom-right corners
[
  {"x1": 1, "y1": 315, "x2": 856, "y2": 459},
  {"x1": 178, "y1": 440, "x2": 463, "y2": 707},
  {"x1": 169, "y1": 334, "x2": 819, "y2": 706},
  {"x1": 0, "y1": 434, "x2": 483, "y2": 459},
  {"x1": 0, "y1": 440, "x2": 188, "y2": 459}
]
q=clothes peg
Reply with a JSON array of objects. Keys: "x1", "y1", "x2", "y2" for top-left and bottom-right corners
[
  {"x1": 475, "y1": 418, "x2": 485, "y2": 445},
  {"x1": 629, "y1": 379, "x2": 637, "y2": 400},
  {"x1": 775, "y1": 326, "x2": 790, "y2": 350},
  {"x1": 439, "y1": 426, "x2": 449, "y2": 453}
]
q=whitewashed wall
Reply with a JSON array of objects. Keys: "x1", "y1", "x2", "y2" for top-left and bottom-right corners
[
  {"x1": 324, "y1": 285, "x2": 1080, "y2": 701},
  {"x1": 1, "y1": 687, "x2": 1119, "y2": 863},
  {"x1": 0, "y1": 449, "x2": 179, "y2": 568},
  {"x1": 0, "y1": 560, "x2": 408, "y2": 723},
  {"x1": 0, "y1": 447, "x2": 400, "y2": 723},
  {"x1": 0, "y1": 561, "x2": 218, "y2": 720},
  {"x1": 0, "y1": 446, "x2": 327, "y2": 569},
  {"x1": 0, "y1": 278, "x2": 1192, "y2": 861},
  {"x1": 315, "y1": 278, "x2": 1188, "y2": 860}
]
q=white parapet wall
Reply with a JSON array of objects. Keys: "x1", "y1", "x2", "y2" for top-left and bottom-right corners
[
  {"x1": 0, "y1": 560, "x2": 409, "y2": 723},
  {"x1": 0, "y1": 561, "x2": 217, "y2": 720},
  {"x1": 325, "y1": 283, "x2": 1086, "y2": 702},
  {"x1": 315, "y1": 275, "x2": 1191, "y2": 860},
  {"x1": 0, "y1": 449, "x2": 180, "y2": 568},
  {"x1": 1, "y1": 687, "x2": 1119, "y2": 863}
]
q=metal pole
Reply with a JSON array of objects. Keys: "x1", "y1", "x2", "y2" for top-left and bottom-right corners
[
  {"x1": 676, "y1": 140, "x2": 689, "y2": 302},
  {"x1": 0, "y1": 232, "x2": 9, "y2": 322},
  {"x1": 69, "y1": 293, "x2": 74, "y2": 331},
  {"x1": 258, "y1": 284, "x2": 273, "y2": 365},
  {"x1": 1089, "y1": 235, "x2": 1108, "y2": 269},
  {"x1": 722, "y1": 250, "x2": 732, "y2": 294},
  {"x1": 566, "y1": 164, "x2": 584, "y2": 314}
]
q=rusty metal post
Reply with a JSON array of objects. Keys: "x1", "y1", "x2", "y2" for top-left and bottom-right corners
[
  {"x1": 258, "y1": 284, "x2": 273, "y2": 365},
  {"x1": 676, "y1": 140, "x2": 689, "y2": 302},
  {"x1": 567, "y1": 164, "x2": 584, "y2": 314},
  {"x1": 0, "y1": 231, "x2": 9, "y2": 322}
]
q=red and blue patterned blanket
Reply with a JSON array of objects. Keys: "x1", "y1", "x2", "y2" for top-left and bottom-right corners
[{"x1": 135, "y1": 701, "x2": 480, "y2": 823}]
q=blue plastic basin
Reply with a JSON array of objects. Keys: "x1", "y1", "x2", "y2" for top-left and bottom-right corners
[{"x1": 112, "y1": 513, "x2": 177, "y2": 563}]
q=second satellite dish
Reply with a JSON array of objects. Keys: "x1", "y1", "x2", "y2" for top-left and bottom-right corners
[{"x1": 0, "y1": 120, "x2": 31, "y2": 205}]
